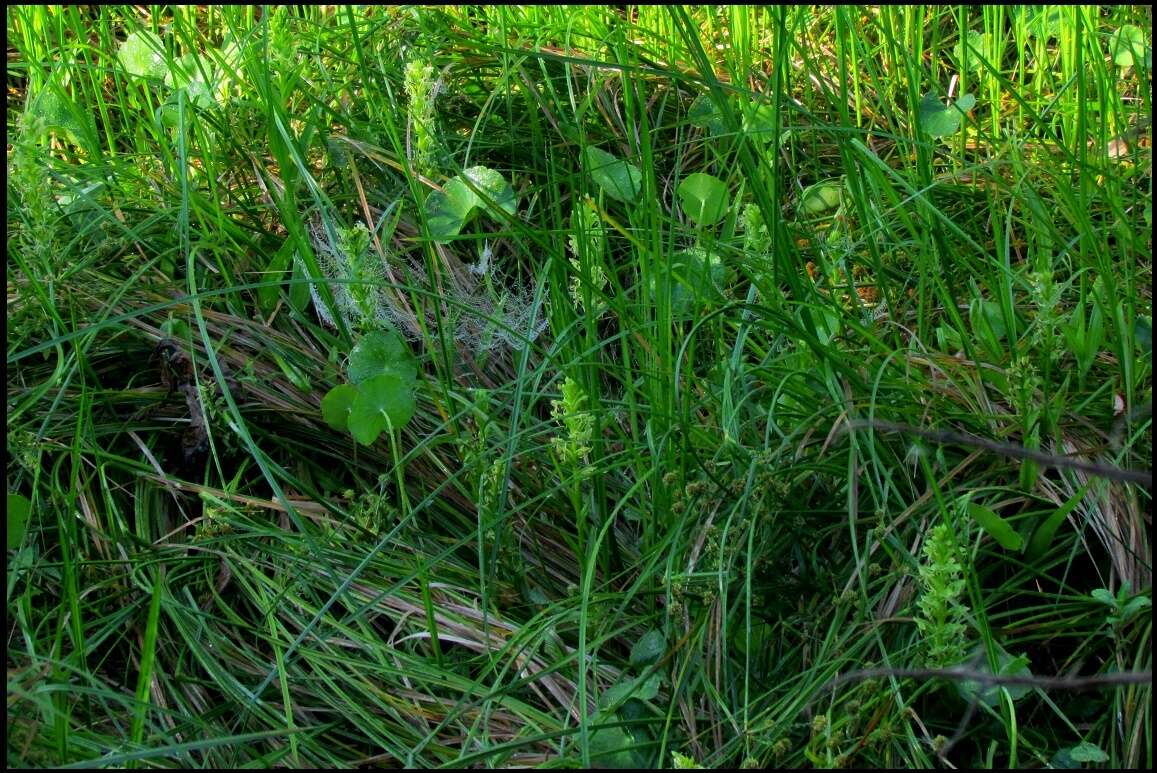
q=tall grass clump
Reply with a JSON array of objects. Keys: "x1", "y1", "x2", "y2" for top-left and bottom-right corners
[{"x1": 7, "y1": 5, "x2": 1151, "y2": 768}]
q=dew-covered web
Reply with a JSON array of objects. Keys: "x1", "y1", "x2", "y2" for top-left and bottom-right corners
[{"x1": 298, "y1": 214, "x2": 547, "y2": 354}]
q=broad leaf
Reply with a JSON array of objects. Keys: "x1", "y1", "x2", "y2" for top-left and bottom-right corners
[
  {"x1": 461, "y1": 166, "x2": 517, "y2": 217},
  {"x1": 688, "y1": 94, "x2": 728, "y2": 135},
  {"x1": 964, "y1": 499, "x2": 1023, "y2": 551},
  {"x1": 583, "y1": 146, "x2": 642, "y2": 204},
  {"x1": 424, "y1": 178, "x2": 479, "y2": 242},
  {"x1": 1026, "y1": 483, "x2": 1089, "y2": 561},
  {"x1": 1068, "y1": 742, "x2": 1109, "y2": 764},
  {"x1": 651, "y1": 249, "x2": 729, "y2": 318},
  {"x1": 957, "y1": 642, "x2": 1032, "y2": 706},
  {"x1": 742, "y1": 103, "x2": 778, "y2": 142},
  {"x1": 677, "y1": 173, "x2": 729, "y2": 227},
  {"x1": 1109, "y1": 24, "x2": 1149, "y2": 69},
  {"x1": 348, "y1": 329, "x2": 416, "y2": 385},
  {"x1": 954, "y1": 30, "x2": 988, "y2": 73},
  {"x1": 28, "y1": 84, "x2": 94, "y2": 149},
  {"x1": 321, "y1": 384, "x2": 359, "y2": 431},
  {"x1": 118, "y1": 30, "x2": 168, "y2": 80},
  {"x1": 918, "y1": 92, "x2": 975, "y2": 138},
  {"x1": 798, "y1": 181, "x2": 842, "y2": 216},
  {"x1": 588, "y1": 723, "x2": 643, "y2": 769},
  {"x1": 630, "y1": 629, "x2": 667, "y2": 668},
  {"x1": 348, "y1": 372, "x2": 416, "y2": 445},
  {"x1": 8, "y1": 493, "x2": 31, "y2": 551}
]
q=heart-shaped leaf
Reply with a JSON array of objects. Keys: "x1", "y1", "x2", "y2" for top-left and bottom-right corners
[
  {"x1": 650, "y1": 249, "x2": 728, "y2": 318},
  {"x1": 348, "y1": 372, "x2": 416, "y2": 445},
  {"x1": 678, "y1": 173, "x2": 729, "y2": 227},
  {"x1": 321, "y1": 384, "x2": 359, "y2": 431},
  {"x1": 118, "y1": 30, "x2": 168, "y2": 80},
  {"x1": 583, "y1": 146, "x2": 642, "y2": 204},
  {"x1": 28, "y1": 84, "x2": 94, "y2": 149},
  {"x1": 588, "y1": 723, "x2": 643, "y2": 769},
  {"x1": 348, "y1": 329, "x2": 416, "y2": 385},
  {"x1": 742, "y1": 103, "x2": 778, "y2": 142},
  {"x1": 1067, "y1": 742, "x2": 1109, "y2": 764}
]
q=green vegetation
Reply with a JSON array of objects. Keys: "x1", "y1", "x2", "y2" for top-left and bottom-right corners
[{"x1": 7, "y1": 5, "x2": 1152, "y2": 768}]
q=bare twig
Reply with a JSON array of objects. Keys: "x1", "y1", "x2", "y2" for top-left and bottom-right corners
[{"x1": 845, "y1": 419, "x2": 1153, "y2": 489}]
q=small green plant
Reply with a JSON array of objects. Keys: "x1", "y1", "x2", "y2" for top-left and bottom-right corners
[
  {"x1": 403, "y1": 56, "x2": 440, "y2": 177},
  {"x1": 321, "y1": 328, "x2": 418, "y2": 446},
  {"x1": 567, "y1": 197, "x2": 608, "y2": 313},
  {"x1": 550, "y1": 376, "x2": 594, "y2": 473},
  {"x1": 1091, "y1": 583, "x2": 1151, "y2": 629},
  {"x1": 914, "y1": 522, "x2": 971, "y2": 668}
]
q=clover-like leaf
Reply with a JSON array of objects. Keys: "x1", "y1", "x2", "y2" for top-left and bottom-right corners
[
  {"x1": 348, "y1": 372, "x2": 416, "y2": 445},
  {"x1": 321, "y1": 384, "x2": 359, "y2": 431},
  {"x1": 583, "y1": 146, "x2": 642, "y2": 204},
  {"x1": 118, "y1": 30, "x2": 168, "y2": 80},
  {"x1": 678, "y1": 173, "x2": 729, "y2": 227},
  {"x1": 461, "y1": 166, "x2": 517, "y2": 217},
  {"x1": 348, "y1": 329, "x2": 416, "y2": 385}
]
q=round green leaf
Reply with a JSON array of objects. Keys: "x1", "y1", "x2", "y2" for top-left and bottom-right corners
[
  {"x1": 798, "y1": 181, "x2": 842, "y2": 216},
  {"x1": 424, "y1": 178, "x2": 479, "y2": 242},
  {"x1": 348, "y1": 330, "x2": 416, "y2": 385},
  {"x1": 348, "y1": 372, "x2": 416, "y2": 445},
  {"x1": 742, "y1": 103, "x2": 778, "y2": 142},
  {"x1": 461, "y1": 166, "x2": 517, "y2": 217},
  {"x1": 588, "y1": 724, "x2": 643, "y2": 769},
  {"x1": 321, "y1": 384, "x2": 359, "y2": 431},
  {"x1": 677, "y1": 172, "x2": 729, "y2": 227},
  {"x1": 8, "y1": 493, "x2": 31, "y2": 551},
  {"x1": 630, "y1": 629, "x2": 667, "y2": 668},
  {"x1": 582, "y1": 146, "x2": 642, "y2": 204},
  {"x1": 957, "y1": 643, "x2": 1032, "y2": 707},
  {"x1": 918, "y1": 92, "x2": 975, "y2": 138},
  {"x1": 954, "y1": 30, "x2": 988, "y2": 73},
  {"x1": 1068, "y1": 742, "x2": 1109, "y2": 764},
  {"x1": 118, "y1": 30, "x2": 168, "y2": 80},
  {"x1": 688, "y1": 94, "x2": 727, "y2": 135},
  {"x1": 1109, "y1": 24, "x2": 1149, "y2": 69}
]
